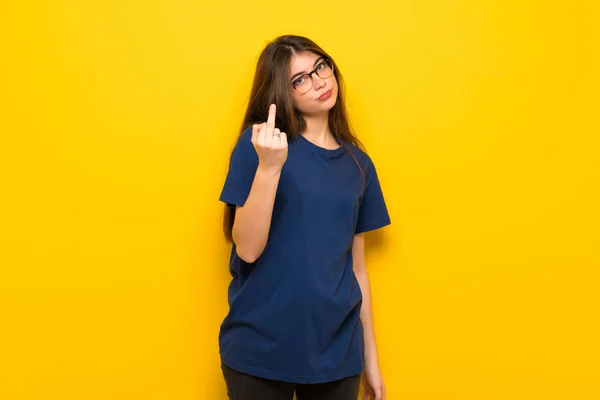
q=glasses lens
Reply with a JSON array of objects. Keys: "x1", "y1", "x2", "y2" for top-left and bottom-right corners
[
  {"x1": 295, "y1": 76, "x2": 312, "y2": 93},
  {"x1": 316, "y1": 60, "x2": 333, "y2": 79}
]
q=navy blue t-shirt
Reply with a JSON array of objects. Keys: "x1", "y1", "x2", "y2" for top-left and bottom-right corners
[{"x1": 218, "y1": 125, "x2": 391, "y2": 384}]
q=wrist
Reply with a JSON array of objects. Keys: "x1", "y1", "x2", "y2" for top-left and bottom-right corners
[{"x1": 257, "y1": 163, "x2": 282, "y2": 177}]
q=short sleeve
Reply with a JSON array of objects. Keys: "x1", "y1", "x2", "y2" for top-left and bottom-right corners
[
  {"x1": 355, "y1": 158, "x2": 391, "y2": 234},
  {"x1": 219, "y1": 127, "x2": 259, "y2": 207}
]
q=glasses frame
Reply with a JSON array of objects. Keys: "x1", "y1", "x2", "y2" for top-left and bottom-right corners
[{"x1": 291, "y1": 59, "x2": 335, "y2": 94}]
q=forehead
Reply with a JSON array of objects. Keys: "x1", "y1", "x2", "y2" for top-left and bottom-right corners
[{"x1": 289, "y1": 52, "x2": 323, "y2": 75}]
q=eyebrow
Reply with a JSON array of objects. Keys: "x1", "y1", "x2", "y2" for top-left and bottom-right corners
[{"x1": 290, "y1": 56, "x2": 325, "y2": 81}]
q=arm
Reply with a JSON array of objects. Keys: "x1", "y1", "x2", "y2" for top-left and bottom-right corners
[
  {"x1": 232, "y1": 104, "x2": 288, "y2": 263},
  {"x1": 232, "y1": 165, "x2": 281, "y2": 263},
  {"x1": 353, "y1": 232, "x2": 386, "y2": 399},
  {"x1": 352, "y1": 233, "x2": 380, "y2": 368}
]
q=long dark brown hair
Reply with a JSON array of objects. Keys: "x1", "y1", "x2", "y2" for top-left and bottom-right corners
[{"x1": 223, "y1": 35, "x2": 367, "y2": 242}]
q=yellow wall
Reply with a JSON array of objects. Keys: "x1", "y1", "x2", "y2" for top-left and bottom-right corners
[{"x1": 1, "y1": 1, "x2": 598, "y2": 399}]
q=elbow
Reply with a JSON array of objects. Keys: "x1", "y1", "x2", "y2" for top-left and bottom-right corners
[
  {"x1": 232, "y1": 226, "x2": 264, "y2": 263},
  {"x1": 235, "y1": 246, "x2": 260, "y2": 263},
  {"x1": 353, "y1": 268, "x2": 369, "y2": 282},
  {"x1": 233, "y1": 239, "x2": 260, "y2": 263}
]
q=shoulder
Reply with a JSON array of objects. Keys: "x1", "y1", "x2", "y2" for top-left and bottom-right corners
[
  {"x1": 237, "y1": 125, "x2": 254, "y2": 144},
  {"x1": 232, "y1": 125, "x2": 256, "y2": 153},
  {"x1": 345, "y1": 141, "x2": 374, "y2": 169},
  {"x1": 227, "y1": 125, "x2": 258, "y2": 164}
]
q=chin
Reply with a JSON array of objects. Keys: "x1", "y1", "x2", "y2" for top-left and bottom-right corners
[
  {"x1": 297, "y1": 94, "x2": 337, "y2": 116},
  {"x1": 322, "y1": 97, "x2": 337, "y2": 112},
  {"x1": 306, "y1": 103, "x2": 335, "y2": 117}
]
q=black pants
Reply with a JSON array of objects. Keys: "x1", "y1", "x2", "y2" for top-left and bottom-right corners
[{"x1": 221, "y1": 363, "x2": 361, "y2": 400}]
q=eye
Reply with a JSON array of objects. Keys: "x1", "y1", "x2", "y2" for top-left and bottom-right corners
[
  {"x1": 316, "y1": 62, "x2": 326, "y2": 71},
  {"x1": 293, "y1": 76, "x2": 306, "y2": 86}
]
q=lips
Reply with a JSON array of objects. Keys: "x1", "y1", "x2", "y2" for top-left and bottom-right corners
[{"x1": 317, "y1": 90, "x2": 332, "y2": 100}]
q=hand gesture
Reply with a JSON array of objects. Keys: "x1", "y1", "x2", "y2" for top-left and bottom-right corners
[{"x1": 251, "y1": 104, "x2": 288, "y2": 173}]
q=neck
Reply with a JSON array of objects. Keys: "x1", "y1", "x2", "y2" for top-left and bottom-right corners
[{"x1": 302, "y1": 112, "x2": 338, "y2": 148}]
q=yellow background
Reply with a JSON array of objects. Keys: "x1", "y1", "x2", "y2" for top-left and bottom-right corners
[{"x1": 1, "y1": 1, "x2": 598, "y2": 399}]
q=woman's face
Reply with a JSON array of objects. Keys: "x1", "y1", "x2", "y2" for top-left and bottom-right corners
[{"x1": 289, "y1": 51, "x2": 338, "y2": 117}]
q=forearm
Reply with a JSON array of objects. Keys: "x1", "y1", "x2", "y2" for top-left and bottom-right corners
[
  {"x1": 232, "y1": 164, "x2": 281, "y2": 262},
  {"x1": 356, "y1": 269, "x2": 380, "y2": 367}
]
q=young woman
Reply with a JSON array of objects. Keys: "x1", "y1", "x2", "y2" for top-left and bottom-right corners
[{"x1": 218, "y1": 35, "x2": 391, "y2": 400}]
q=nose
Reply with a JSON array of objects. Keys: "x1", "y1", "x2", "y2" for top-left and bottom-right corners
[{"x1": 311, "y1": 72, "x2": 326, "y2": 90}]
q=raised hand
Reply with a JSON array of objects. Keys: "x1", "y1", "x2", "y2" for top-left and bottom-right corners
[{"x1": 251, "y1": 104, "x2": 288, "y2": 173}]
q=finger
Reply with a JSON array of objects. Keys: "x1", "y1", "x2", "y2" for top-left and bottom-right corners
[
  {"x1": 264, "y1": 124, "x2": 275, "y2": 148},
  {"x1": 266, "y1": 103, "x2": 276, "y2": 131},
  {"x1": 376, "y1": 387, "x2": 383, "y2": 400},
  {"x1": 257, "y1": 122, "x2": 267, "y2": 147},
  {"x1": 279, "y1": 131, "x2": 288, "y2": 147},
  {"x1": 251, "y1": 124, "x2": 259, "y2": 144},
  {"x1": 265, "y1": 103, "x2": 276, "y2": 138},
  {"x1": 382, "y1": 382, "x2": 386, "y2": 400},
  {"x1": 362, "y1": 389, "x2": 368, "y2": 400},
  {"x1": 272, "y1": 128, "x2": 281, "y2": 143}
]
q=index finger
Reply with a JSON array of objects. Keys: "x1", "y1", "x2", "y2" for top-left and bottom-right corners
[
  {"x1": 267, "y1": 103, "x2": 276, "y2": 127},
  {"x1": 251, "y1": 123, "x2": 265, "y2": 143}
]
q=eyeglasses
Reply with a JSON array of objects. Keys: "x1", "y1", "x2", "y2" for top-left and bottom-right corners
[{"x1": 291, "y1": 59, "x2": 335, "y2": 94}]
